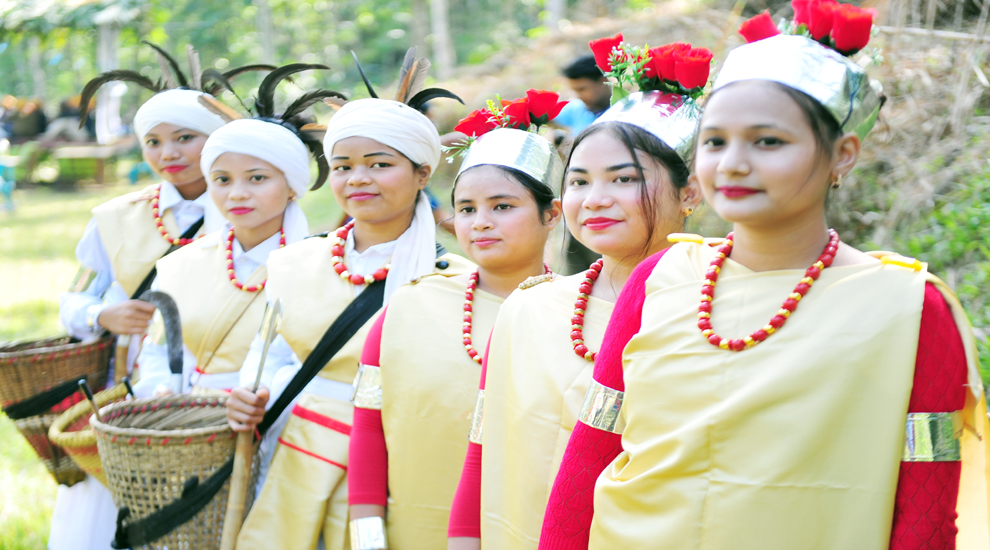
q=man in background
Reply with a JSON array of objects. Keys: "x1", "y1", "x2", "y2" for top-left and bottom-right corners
[{"x1": 555, "y1": 54, "x2": 612, "y2": 135}]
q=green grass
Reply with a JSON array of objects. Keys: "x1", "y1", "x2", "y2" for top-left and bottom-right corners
[{"x1": 0, "y1": 412, "x2": 58, "y2": 550}]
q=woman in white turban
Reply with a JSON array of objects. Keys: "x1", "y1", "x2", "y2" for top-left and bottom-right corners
[
  {"x1": 225, "y1": 49, "x2": 470, "y2": 550},
  {"x1": 50, "y1": 43, "x2": 264, "y2": 550}
]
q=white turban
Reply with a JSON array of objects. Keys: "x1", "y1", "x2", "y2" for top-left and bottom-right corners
[
  {"x1": 322, "y1": 98, "x2": 441, "y2": 302},
  {"x1": 199, "y1": 118, "x2": 312, "y2": 245},
  {"x1": 323, "y1": 98, "x2": 442, "y2": 171},
  {"x1": 133, "y1": 89, "x2": 227, "y2": 141}
]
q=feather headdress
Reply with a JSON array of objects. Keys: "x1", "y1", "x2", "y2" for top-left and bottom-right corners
[
  {"x1": 325, "y1": 47, "x2": 463, "y2": 112},
  {"x1": 78, "y1": 41, "x2": 276, "y2": 127},
  {"x1": 198, "y1": 62, "x2": 347, "y2": 191}
]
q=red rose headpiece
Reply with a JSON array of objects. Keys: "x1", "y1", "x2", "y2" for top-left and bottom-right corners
[
  {"x1": 587, "y1": 35, "x2": 714, "y2": 105},
  {"x1": 738, "y1": 0, "x2": 877, "y2": 56}
]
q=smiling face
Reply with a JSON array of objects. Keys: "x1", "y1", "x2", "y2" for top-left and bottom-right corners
[
  {"x1": 329, "y1": 136, "x2": 430, "y2": 226},
  {"x1": 693, "y1": 80, "x2": 859, "y2": 229},
  {"x1": 142, "y1": 122, "x2": 209, "y2": 188},
  {"x1": 563, "y1": 129, "x2": 686, "y2": 259},
  {"x1": 208, "y1": 152, "x2": 292, "y2": 233},
  {"x1": 453, "y1": 165, "x2": 560, "y2": 271}
]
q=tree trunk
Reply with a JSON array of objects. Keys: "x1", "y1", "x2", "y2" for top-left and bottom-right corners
[
  {"x1": 255, "y1": 0, "x2": 276, "y2": 64},
  {"x1": 429, "y1": 0, "x2": 456, "y2": 80},
  {"x1": 410, "y1": 0, "x2": 430, "y2": 58},
  {"x1": 547, "y1": 0, "x2": 566, "y2": 31},
  {"x1": 95, "y1": 24, "x2": 120, "y2": 144}
]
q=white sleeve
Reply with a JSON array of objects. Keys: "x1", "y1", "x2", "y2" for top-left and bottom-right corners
[
  {"x1": 58, "y1": 218, "x2": 121, "y2": 340},
  {"x1": 239, "y1": 333, "x2": 299, "y2": 401},
  {"x1": 132, "y1": 336, "x2": 171, "y2": 398}
]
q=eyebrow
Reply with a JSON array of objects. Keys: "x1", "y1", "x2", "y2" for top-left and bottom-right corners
[
  {"x1": 567, "y1": 163, "x2": 637, "y2": 174},
  {"x1": 488, "y1": 194, "x2": 521, "y2": 201},
  {"x1": 330, "y1": 151, "x2": 396, "y2": 161},
  {"x1": 701, "y1": 123, "x2": 783, "y2": 131}
]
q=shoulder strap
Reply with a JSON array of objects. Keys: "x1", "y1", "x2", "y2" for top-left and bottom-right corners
[{"x1": 129, "y1": 217, "x2": 205, "y2": 300}]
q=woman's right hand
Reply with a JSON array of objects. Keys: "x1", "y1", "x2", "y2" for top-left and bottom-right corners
[
  {"x1": 226, "y1": 386, "x2": 270, "y2": 432},
  {"x1": 97, "y1": 299, "x2": 157, "y2": 334}
]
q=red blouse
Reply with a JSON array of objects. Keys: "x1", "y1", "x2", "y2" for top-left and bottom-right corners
[{"x1": 539, "y1": 250, "x2": 968, "y2": 550}]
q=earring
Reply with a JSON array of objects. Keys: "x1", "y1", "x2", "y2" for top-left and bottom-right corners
[
  {"x1": 830, "y1": 173, "x2": 843, "y2": 190},
  {"x1": 683, "y1": 206, "x2": 694, "y2": 217}
]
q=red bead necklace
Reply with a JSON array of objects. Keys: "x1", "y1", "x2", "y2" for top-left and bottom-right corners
[
  {"x1": 225, "y1": 227, "x2": 286, "y2": 292},
  {"x1": 330, "y1": 220, "x2": 390, "y2": 286},
  {"x1": 698, "y1": 229, "x2": 840, "y2": 351},
  {"x1": 570, "y1": 258, "x2": 603, "y2": 361},
  {"x1": 462, "y1": 265, "x2": 551, "y2": 364},
  {"x1": 151, "y1": 184, "x2": 200, "y2": 246}
]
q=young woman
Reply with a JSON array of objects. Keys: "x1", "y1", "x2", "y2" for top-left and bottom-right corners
[
  {"x1": 346, "y1": 127, "x2": 563, "y2": 550},
  {"x1": 52, "y1": 82, "x2": 227, "y2": 550},
  {"x1": 224, "y1": 92, "x2": 471, "y2": 550},
  {"x1": 447, "y1": 92, "x2": 702, "y2": 550},
  {"x1": 539, "y1": 32, "x2": 990, "y2": 550},
  {"x1": 131, "y1": 67, "x2": 331, "y2": 398}
]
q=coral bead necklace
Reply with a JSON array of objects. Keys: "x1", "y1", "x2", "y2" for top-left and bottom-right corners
[
  {"x1": 462, "y1": 265, "x2": 551, "y2": 364},
  {"x1": 698, "y1": 229, "x2": 840, "y2": 351},
  {"x1": 570, "y1": 258, "x2": 603, "y2": 361},
  {"x1": 330, "y1": 220, "x2": 391, "y2": 286},
  {"x1": 151, "y1": 184, "x2": 200, "y2": 246},
  {"x1": 225, "y1": 227, "x2": 286, "y2": 292}
]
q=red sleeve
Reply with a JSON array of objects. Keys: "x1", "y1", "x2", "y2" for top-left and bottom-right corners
[
  {"x1": 348, "y1": 308, "x2": 389, "y2": 507},
  {"x1": 447, "y1": 333, "x2": 493, "y2": 538},
  {"x1": 539, "y1": 249, "x2": 667, "y2": 550},
  {"x1": 889, "y1": 282, "x2": 968, "y2": 550}
]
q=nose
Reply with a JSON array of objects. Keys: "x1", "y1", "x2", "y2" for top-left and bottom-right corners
[
  {"x1": 717, "y1": 139, "x2": 751, "y2": 178},
  {"x1": 228, "y1": 178, "x2": 251, "y2": 200},
  {"x1": 160, "y1": 140, "x2": 181, "y2": 162},
  {"x1": 347, "y1": 165, "x2": 373, "y2": 186},
  {"x1": 582, "y1": 180, "x2": 614, "y2": 210},
  {"x1": 471, "y1": 208, "x2": 495, "y2": 232}
]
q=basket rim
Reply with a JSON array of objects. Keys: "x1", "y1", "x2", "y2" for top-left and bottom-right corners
[
  {"x1": 49, "y1": 383, "x2": 129, "y2": 448},
  {"x1": 0, "y1": 333, "x2": 113, "y2": 359},
  {"x1": 90, "y1": 395, "x2": 232, "y2": 439}
]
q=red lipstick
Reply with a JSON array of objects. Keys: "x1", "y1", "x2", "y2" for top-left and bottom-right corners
[
  {"x1": 473, "y1": 238, "x2": 499, "y2": 248},
  {"x1": 162, "y1": 164, "x2": 187, "y2": 174},
  {"x1": 348, "y1": 192, "x2": 377, "y2": 202},
  {"x1": 229, "y1": 207, "x2": 254, "y2": 215},
  {"x1": 717, "y1": 186, "x2": 761, "y2": 198},
  {"x1": 583, "y1": 217, "x2": 620, "y2": 231}
]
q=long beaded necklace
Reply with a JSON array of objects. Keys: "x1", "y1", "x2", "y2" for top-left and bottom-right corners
[
  {"x1": 462, "y1": 265, "x2": 551, "y2": 364},
  {"x1": 570, "y1": 258, "x2": 604, "y2": 361},
  {"x1": 151, "y1": 184, "x2": 200, "y2": 246},
  {"x1": 225, "y1": 227, "x2": 286, "y2": 292},
  {"x1": 699, "y1": 229, "x2": 839, "y2": 351},
  {"x1": 330, "y1": 220, "x2": 391, "y2": 286}
]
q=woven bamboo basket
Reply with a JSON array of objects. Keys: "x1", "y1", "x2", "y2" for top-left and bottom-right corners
[
  {"x1": 1, "y1": 334, "x2": 113, "y2": 486},
  {"x1": 49, "y1": 383, "x2": 130, "y2": 486},
  {"x1": 92, "y1": 395, "x2": 259, "y2": 549}
]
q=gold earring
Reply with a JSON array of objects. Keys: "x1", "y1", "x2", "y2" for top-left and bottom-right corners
[
  {"x1": 683, "y1": 206, "x2": 694, "y2": 217},
  {"x1": 830, "y1": 173, "x2": 843, "y2": 190}
]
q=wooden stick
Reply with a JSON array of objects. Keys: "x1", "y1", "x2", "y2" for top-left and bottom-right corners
[
  {"x1": 78, "y1": 379, "x2": 102, "y2": 423},
  {"x1": 113, "y1": 335, "x2": 129, "y2": 385},
  {"x1": 121, "y1": 376, "x2": 135, "y2": 399},
  {"x1": 877, "y1": 25, "x2": 990, "y2": 43}
]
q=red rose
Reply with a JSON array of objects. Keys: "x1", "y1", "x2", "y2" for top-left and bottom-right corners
[
  {"x1": 589, "y1": 33, "x2": 623, "y2": 73},
  {"x1": 674, "y1": 47, "x2": 713, "y2": 90},
  {"x1": 526, "y1": 89, "x2": 567, "y2": 126},
  {"x1": 643, "y1": 47, "x2": 667, "y2": 80},
  {"x1": 739, "y1": 11, "x2": 781, "y2": 43},
  {"x1": 501, "y1": 99, "x2": 531, "y2": 129},
  {"x1": 808, "y1": 0, "x2": 838, "y2": 40},
  {"x1": 653, "y1": 42, "x2": 691, "y2": 83},
  {"x1": 792, "y1": 0, "x2": 813, "y2": 25},
  {"x1": 831, "y1": 4, "x2": 875, "y2": 53},
  {"x1": 454, "y1": 109, "x2": 497, "y2": 137}
]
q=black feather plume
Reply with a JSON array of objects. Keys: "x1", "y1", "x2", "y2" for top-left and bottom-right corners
[
  {"x1": 302, "y1": 137, "x2": 329, "y2": 190},
  {"x1": 255, "y1": 63, "x2": 330, "y2": 118},
  {"x1": 350, "y1": 51, "x2": 378, "y2": 98},
  {"x1": 78, "y1": 70, "x2": 162, "y2": 128},
  {"x1": 222, "y1": 64, "x2": 278, "y2": 81},
  {"x1": 142, "y1": 41, "x2": 189, "y2": 88},
  {"x1": 406, "y1": 88, "x2": 464, "y2": 111},
  {"x1": 283, "y1": 90, "x2": 348, "y2": 120}
]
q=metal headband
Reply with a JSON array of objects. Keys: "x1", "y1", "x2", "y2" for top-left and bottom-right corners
[
  {"x1": 592, "y1": 91, "x2": 702, "y2": 158},
  {"x1": 456, "y1": 128, "x2": 563, "y2": 188},
  {"x1": 714, "y1": 34, "x2": 882, "y2": 140}
]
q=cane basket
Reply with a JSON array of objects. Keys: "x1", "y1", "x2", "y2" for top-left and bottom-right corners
[
  {"x1": 0, "y1": 334, "x2": 113, "y2": 485},
  {"x1": 49, "y1": 383, "x2": 130, "y2": 486},
  {"x1": 92, "y1": 396, "x2": 260, "y2": 549}
]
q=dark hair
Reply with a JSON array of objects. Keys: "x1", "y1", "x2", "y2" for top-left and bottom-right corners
[
  {"x1": 452, "y1": 164, "x2": 557, "y2": 223},
  {"x1": 562, "y1": 55, "x2": 604, "y2": 81},
  {"x1": 563, "y1": 121, "x2": 690, "y2": 253}
]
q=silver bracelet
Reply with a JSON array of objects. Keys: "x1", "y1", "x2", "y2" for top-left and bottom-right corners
[{"x1": 349, "y1": 516, "x2": 387, "y2": 550}]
